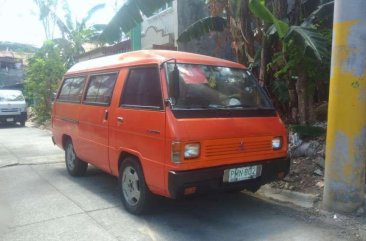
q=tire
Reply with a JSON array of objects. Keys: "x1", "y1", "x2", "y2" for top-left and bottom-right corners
[
  {"x1": 65, "y1": 139, "x2": 88, "y2": 177},
  {"x1": 20, "y1": 120, "x2": 25, "y2": 127},
  {"x1": 118, "y1": 157, "x2": 152, "y2": 214}
]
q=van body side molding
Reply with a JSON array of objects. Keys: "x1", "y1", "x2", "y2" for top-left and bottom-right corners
[
  {"x1": 61, "y1": 117, "x2": 79, "y2": 124},
  {"x1": 147, "y1": 129, "x2": 161, "y2": 134}
]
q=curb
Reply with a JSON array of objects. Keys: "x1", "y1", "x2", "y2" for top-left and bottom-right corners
[{"x1": 249, "y1": 184, "x2": 319, "y2": 209}]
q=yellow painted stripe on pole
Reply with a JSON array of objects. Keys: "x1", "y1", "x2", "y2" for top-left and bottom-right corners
[{"x1": 326, "y1": 20, "x2": 366, "y2": 181}]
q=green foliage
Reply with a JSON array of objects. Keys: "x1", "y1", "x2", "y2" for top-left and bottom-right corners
[
  {"x1": 249, "y1": 0, "x2": 289, "y2": 38},
  {"x1": 249, "y1": 0, "x2": 329, "y2": 62},
  {"x1": 25, "y1": 41, "x2": 65, "y2": 124},
  {"x1": 302, "y1": 1, "x2": 334, "y2": 27},
  {"x1": 289, "y1": 125, "x2": 326, "y2": 139},
  {"x1": 285, "y1": 26, "x2": 328, "y2": 61},
  {"x1": 35, "y1": 0, "x2": 106, "y2": 67},
  {"x1": 272, "y1": 79, "x2": 289, "y2": 104}
]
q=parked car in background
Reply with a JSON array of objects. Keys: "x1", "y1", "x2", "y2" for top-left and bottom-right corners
[
  {"x1": 0, "y1": 89, "x2": 27, "y2": 126},
  {"x1": 52, "y1": 50, "x2": 289, "y2": 214}
]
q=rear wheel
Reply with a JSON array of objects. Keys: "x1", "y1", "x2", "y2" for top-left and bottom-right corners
[
  {"x1": 119, "y1": 157, "x2": 152, "y2": 214},
  {"x1": 65, "y1": 139, "x2": 88, "y2": 176}
]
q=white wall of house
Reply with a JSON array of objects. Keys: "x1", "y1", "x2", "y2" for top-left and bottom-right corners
[{"x1": 141, "y1": 0, "x2": 178, "y2": 49}]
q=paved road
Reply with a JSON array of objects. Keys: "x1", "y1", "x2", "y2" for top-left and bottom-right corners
[{"x1": 0, "y1": 125, "x2": 358, "y2": 241}]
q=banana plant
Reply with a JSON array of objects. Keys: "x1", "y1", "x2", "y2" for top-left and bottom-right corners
[
  {"x1": 34, "y1": 0, "x2": 106, "y2": 67},
  {"x1": 177, "y1": 0, "x2": 258, "y2": 64},
  {"x1": 249, "y1": 0, "x2": 333, "y2": 124},
  {"x1": 177, "y1": 16, "x2": 227, "y2": 43},
  {"x1": 249, "y1": 0, "x2": 332, "y2": 62}
]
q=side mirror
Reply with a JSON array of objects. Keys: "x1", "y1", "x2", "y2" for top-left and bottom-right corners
[{"x1": 170, "y1": 66, "x2": 180, "y2": 100}]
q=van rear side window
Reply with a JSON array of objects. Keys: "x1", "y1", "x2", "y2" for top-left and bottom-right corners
[
  {"x1": 58, "y1": 77, "x2": 86, "y2": 103},
  {"x1": 84, "y1": 73, "x2": 117, "y2": 105},
  {"x1": 121, "y1": 67, "x2": 163, "y2": 109}
]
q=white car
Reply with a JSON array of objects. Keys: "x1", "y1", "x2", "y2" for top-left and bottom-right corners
[{"x1": 0, "y1": 89, "x2": 27, "y2": 126}]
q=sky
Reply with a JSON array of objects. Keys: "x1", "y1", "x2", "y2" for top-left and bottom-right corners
[{"x1": 0, "y1": 0, "x2": 124, "y2": 47}]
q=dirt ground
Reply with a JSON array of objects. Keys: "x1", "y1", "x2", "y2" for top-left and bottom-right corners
[{"x1": 271, "y1": 156, "x2": 324, "y2": 195}]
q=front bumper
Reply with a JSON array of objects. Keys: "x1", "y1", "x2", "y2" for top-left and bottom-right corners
[
  {"x1": 0, "y1": 112, "x2": 27, "y2": 122},
  {"x1": 168, "y1": 157, "x2": 290, "y2": 198}
]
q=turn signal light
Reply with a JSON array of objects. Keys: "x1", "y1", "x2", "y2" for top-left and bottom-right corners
[{"x1": 184, "y1": 187, "x2": 197, "y2": 195}]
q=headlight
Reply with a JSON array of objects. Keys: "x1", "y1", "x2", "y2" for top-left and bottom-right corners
[
  {"x1": 171, "y1": 142, "x2": 201, "y2": 163},
  {"x1": 272, "y1": 137, "x2": 282, "y2": 150},
  {"x1": 184, "y1": 143, "x2": 200, "y2": 159}
]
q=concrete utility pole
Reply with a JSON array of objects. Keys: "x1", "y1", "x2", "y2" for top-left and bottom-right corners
[{"x1": 323, "y1": 0, "x2": 366, "y2": 213}]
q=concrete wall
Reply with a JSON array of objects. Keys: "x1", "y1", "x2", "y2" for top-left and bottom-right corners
[{"x1": 141, "y1": 1, "x2": 178, "y2": 49}]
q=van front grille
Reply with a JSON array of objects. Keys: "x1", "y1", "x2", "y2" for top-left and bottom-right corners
[{"x1": 203, "y1": 137, "x2": 273, "y2": 160}]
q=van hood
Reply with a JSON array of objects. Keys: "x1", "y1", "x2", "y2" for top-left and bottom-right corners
[{"x1": 166, "y1": 110, "x2": 286, "y2": 141}]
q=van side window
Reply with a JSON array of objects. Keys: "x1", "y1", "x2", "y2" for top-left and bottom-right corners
[
  {"x1": 121, "y1": 67, "x2": 163, "y2": 109},
  {"x1": 58, "y1": 77, "x2": 85, "y2": 102},
  {"x1": 84, "y1": 73, "x2": 117, "y2": 105}
]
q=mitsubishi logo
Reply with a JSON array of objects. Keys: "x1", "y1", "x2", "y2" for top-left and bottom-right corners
[{"x1": 239, "y1": 139, "x2": 244, "y2": 151}]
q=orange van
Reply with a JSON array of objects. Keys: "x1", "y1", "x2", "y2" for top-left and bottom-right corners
[{"x1": 52, "y1": 50, "x2": 289, "y2": 214}]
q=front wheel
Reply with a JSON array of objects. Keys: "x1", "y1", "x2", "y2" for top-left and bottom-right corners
[
  {"x1": 65, "y1": 139, "x2": 88, "y2": 177},
  {"x1": 119, "y1": 157, "x2": 152, "y2": 214}
]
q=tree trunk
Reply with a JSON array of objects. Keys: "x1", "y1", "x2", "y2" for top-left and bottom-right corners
[
  {"x1": 240, "y1": 0, "x2": 255, "y2": 65},
  {"x1": 288, "y1": 77, "x2": 298, "y2": 123},
  {"x1": 289, "y1": 0, "x2": 302, "y2": 25},
  {"x1": 259, "y1": 0, "x2": 287, "y2": 86},
  {"x1": 296, "y1": 72, "x2": 307, "y2": 125},
  {"x1": 271, "y1": 0, "x2": 288, "y2": 19},
  {"x1": 259, "y1": 33, "x2": 267, "y2": 86},
  {"x1": 307, "y1": 91, "x2": 316, "y2": 124}
]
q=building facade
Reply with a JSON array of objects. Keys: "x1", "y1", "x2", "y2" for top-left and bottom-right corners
[{"x1": 78, "y1": 0, "x2": 233, "y2": 62}]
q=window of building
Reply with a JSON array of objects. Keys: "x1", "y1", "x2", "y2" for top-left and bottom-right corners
[
  {"x1": 121, "y1": 67, "x2": 163, "y2": 109},
  {"x1": 84, "y1": 73, "x2": 118, "y2": 105},
  {"x1": 58, "y1": 77, "x2": 86, "y2": 103}
]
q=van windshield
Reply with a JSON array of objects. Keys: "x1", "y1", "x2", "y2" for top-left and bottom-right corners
[
  {"x1": 166, "y1": 64, "x2": 272, "y2": 110},
  {"x1": 0, "y1": 90, "x2": 25, "y2": 102}
]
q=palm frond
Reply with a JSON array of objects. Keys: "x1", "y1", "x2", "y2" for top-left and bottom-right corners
[
  {"x1": 177, "y1": 16, "x2": 227, "y2": 43},
  {"x1": 80, "y1": 3, "x2": 106, "y2": 30},
  {"x1": 284, "y1": 26, "x2": 329, "y2": 61},
  {"x1": 248, "y1": 0, "x2": 289, "y2": 38},
  {"x1": 100, "y1": 0, "x2": 171, "y2": 43},
  {"x1": 302, "y1": 1, "x2": 334, "y2": 27},
  {"x1": 62, "y1": 0, "x2": 74, "y2": 31}
]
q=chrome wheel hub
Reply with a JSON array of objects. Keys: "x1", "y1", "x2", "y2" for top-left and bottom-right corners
[
  {"x1": 66, "y1": 144, "x2": 75, "y2": 170},
  {"x1": 122, "y1": 166, "x2": 141, "y2": 206}
]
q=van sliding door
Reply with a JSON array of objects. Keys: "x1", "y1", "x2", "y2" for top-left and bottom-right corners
[{"x1": 77, "y1": 73, "x2": 117, "y2": 173}]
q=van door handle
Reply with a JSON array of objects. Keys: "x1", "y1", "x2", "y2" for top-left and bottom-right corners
[
  {"x1": 104, "y1": 110, "x2": 109, "y2": 120},
  {"x1": 147, "y1": 129, "x2": 160, "y2": 134},
  {"x1": 116, "y1": 116, "x2": 124, "y2": 123}
]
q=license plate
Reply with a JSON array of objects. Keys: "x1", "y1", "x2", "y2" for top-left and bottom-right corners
[
  {"x1": 6, "y1": 118, "x2": 14, "y2": 122},
  {"x1": 223, "y1": 165, "x2": 262, "y2": 183}
]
